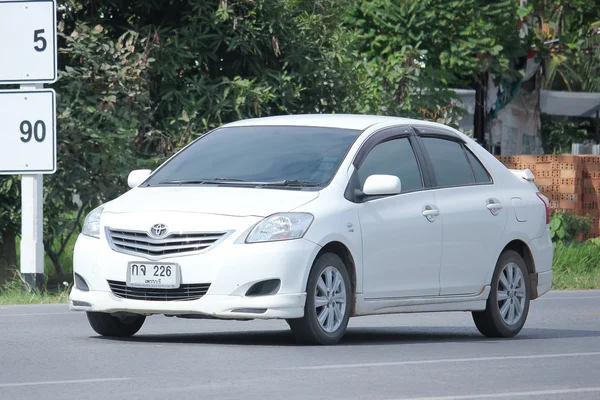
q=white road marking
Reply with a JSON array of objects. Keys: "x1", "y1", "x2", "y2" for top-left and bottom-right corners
[
  {"x1": 291, "y1": 351, "x2": 600, "y2": 370},
  {"x1": 390, "y1": 387, "x2": 600, "y2": 400},
  {"x1": 0, "y1": 378, "x2": 131, "y2": 388},
  {"x1": 0, "y1": 312, "x2": 72, "y2": 318}
]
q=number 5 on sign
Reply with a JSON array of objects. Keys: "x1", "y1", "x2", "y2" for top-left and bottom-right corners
[
  {"x1": 0, "y1": 0, "x2": 57, "y2": 84},
  {"x1": 0, "y1": 90, "x2": 56, "y2": 174}
]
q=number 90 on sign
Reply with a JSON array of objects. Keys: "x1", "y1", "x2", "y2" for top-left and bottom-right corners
[
  {"x1": 0, "y1": 90, "x2": 56, "y2": 175},
  {"x1": 20, "y1": 120, "x2": 46, "y2": 143}
]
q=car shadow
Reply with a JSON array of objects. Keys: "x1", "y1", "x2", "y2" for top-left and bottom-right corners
[{"x1": 92, "y1": 325, "x2": 600, "y2": 347}]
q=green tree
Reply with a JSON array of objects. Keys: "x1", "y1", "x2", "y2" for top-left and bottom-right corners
[
  {"x1": 4, "y1": 0, "x2": 531, "y2": 281},
  {"x1": 531, "y1": 0, "x2": 600, "y2": 92},
  {"x1": 0, "y1": 177, "x2": 20, "y2": 285},
  {"x1": 347, "y1": 0, "x2": 524, "y2": 119},
  {"x1": 528, "y1": 1, "x2": 600, "y2": 154}
]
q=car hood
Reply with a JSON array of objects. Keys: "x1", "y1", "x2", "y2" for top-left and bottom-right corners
[{"x1": 102, "y1": 186, "x2": 320, "y2": 217}]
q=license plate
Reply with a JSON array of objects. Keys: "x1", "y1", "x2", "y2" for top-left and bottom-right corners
[{"x1": 126, "y1": 262, "x2": 180, "y2": 289}]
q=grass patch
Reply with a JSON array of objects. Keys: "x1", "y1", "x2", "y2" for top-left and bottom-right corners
[
  {"x1": 1, "y1": 234, "x2": 77, "y2": 306},
  {"x1": 552, "y1": 241, "x2": 600, "y2": 290},
  {"x1": 0, "y1": 272, "x2": 71, "y2": 306},
  {"x1": 0, "y1": 289, "x2": 70, "y2": 306}
]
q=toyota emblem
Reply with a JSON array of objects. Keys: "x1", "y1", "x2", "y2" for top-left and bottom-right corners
[{"x1": 150, "y1": 223, "x2": 168, "y2": 237}]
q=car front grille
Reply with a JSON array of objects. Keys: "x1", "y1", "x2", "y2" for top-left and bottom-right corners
[
  {"x1": 107, "y1": 280, "x2": 210, "y2": 301},
  {"x1": 106, "y1": 228, "x2": 229, "y2": 259}
]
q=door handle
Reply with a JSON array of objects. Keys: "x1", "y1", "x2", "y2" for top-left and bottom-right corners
[
  {"x1": 422, "y1": 209, "x2": 440, "y2": 217},
  {"x1": 422, "y1": 205, "x2": 440, "y2": 222},
  {"x1": 486, "y1": 199, "x2": 502, "y2": 215}
]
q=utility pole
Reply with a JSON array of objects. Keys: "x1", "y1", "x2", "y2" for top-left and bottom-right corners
[{"x1": 473, "y1": 72, "x2": 487, "y2": 150}]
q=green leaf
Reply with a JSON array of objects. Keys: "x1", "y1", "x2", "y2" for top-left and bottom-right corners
[
  {"x1": 550, "y1": 216, "x2": 562, "y2": 231},
  {"x1": 517, "y1": 7, "x2": 529, "y2": 18},
  {"x1": 557, "y1": 227, "x2": 567, "y2": 240}
]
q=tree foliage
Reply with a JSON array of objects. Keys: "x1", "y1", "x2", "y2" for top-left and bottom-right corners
[
  {"x1": 0, "y1": 177, "x2": 20, "y2": 284},
  {"x1": 2, "y1": 0, "x2": 600, "y2": 280},
  {"x1": 541, "y1": 114, "x2": 594, "y2": 154},
  {"x1": 350, "y1": 0, "x2": 524, "y2": 84},
  {"x1": 529, "y1": 0, "x2": 600, "y2": 91}
]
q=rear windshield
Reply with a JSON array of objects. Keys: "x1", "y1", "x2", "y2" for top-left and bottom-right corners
[{"x1": 145, "y1": 125, "x2": 362, "y2": 187}]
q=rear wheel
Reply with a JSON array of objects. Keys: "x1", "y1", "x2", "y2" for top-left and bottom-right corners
[
  {"x1": 86, "y1": 312, "x2": 145, "y2": 337},
  {"x1": 287, "y1": 253, "x2": 351, "y2": 345},
  {"x1": 472, "y1": 250, "x2": 530, "y2": 338}
]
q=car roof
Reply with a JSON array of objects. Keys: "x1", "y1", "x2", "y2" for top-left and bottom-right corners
[{"x1": 222, "y1": 114, "x2": 436, "y2": 131}]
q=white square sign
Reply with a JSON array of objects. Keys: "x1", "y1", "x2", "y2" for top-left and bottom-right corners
[
  {"x1": 0, "y1": 89, "x2": 56, "y2": 174},
  {"x1": 0, "y1": 0, "x2": 57, "y2": 84}
]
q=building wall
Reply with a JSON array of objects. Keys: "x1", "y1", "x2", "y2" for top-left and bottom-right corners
[
  {"x1": 497, "y1": 154, "x2": 600, "y2": 240},
  {"x1": 489, "y1": 87, "x2": 543, "y2": 155}
]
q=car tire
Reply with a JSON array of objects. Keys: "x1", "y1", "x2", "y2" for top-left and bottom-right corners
[
  {"x1": 86, "y1": 312, "x2": 145, "y2": 337},
  {"x1": 472, "y1": 250, "x2": 531, "y2": 338},
  {"x1": 287, "y1": 253, "x2": 351, "y2": 345}
]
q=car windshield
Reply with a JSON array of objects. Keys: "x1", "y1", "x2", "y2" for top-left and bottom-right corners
[{"x1": 145, "y1": 125, "x2": 362, "y2": 188}]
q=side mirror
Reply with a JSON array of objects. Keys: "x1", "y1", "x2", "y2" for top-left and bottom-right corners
[
  {"x1": 363, "y1": 174, "x2": 401, "y2": 196},
  {"x1": 127, "y1": 169, "x2": 152, "y2": 189}
]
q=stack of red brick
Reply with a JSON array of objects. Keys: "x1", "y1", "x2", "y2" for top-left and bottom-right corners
[{"x1": 496, "y1": 155, "x2": 600, "y2": 240}]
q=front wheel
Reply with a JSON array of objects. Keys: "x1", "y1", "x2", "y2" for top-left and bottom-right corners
[
  {"x1": 86, "y1": 312, "x2": 145, "y2": 337},
  {"x1": 287, "y1": 253, "x2": 351, "y2": 345},
  {"x1": 472, "y1": 250, "x2": 531, "y2": 338}
]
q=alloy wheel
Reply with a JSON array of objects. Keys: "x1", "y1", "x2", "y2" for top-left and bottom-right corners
[
  {"x1": 314, "y1": 266, "x2": 347, "y2": 333},
  {"x1": 497, "y1": 262, "x2": 526, "y2": 325}
]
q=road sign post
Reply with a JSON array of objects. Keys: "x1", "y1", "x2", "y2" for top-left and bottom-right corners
[
  {"x1": 0, "y1": 0, "x2": 57, "y2": 293},
  {"x1": 21, "y1": 173, "x2": 44, "y2": 291}
]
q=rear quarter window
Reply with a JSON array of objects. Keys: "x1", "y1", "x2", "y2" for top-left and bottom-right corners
[{"x1": 465, "y1": 149, "x2": 492, "y2": 183}]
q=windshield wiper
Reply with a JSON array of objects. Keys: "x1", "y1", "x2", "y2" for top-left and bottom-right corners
[
  {"x1": 261, "y1": 180, "x2": 323, "y2": 187},
  {"x1": 158, "y1": 178, "x2": 322, "y2": 187},
  {"x1": 159, "y1": 178, "x2": 248, "y2": 185}
]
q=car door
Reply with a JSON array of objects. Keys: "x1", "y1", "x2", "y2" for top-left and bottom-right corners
[
  {"x1": 352, "y1": 130, "x2": 442, "y2": 298},
  {"x1": 417, "y1": 133, "x2": 507, "y2": 296}
]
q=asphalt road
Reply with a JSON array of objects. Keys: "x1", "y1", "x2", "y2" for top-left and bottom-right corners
[{"x1": 1, "y1": 290, "x2": 599, "y2": 400}]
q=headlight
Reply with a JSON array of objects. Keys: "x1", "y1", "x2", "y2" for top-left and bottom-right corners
[
  {"x1": 82, "y1": 207, "x2": 104, "y2": 238},
  {"x1": 246, "y1": 213, "x2": 314, "y2": 243}
]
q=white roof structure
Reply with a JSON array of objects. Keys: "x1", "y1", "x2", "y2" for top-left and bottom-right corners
[
  {"x1": 454, "y1": 89, "x2": 600, "y2": 118},
  {"x1": 540, "y1": 90, "x2": 600, "y2": 117}
]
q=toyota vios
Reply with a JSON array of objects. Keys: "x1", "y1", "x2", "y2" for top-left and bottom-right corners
[{"x1": 70, "y1": 114, "x2": 553, "y2": 345}]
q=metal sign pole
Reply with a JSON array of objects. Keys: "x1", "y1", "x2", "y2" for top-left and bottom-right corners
[
  {"x1": 20, "y1": 177, "x2": 45, "y2": 291},
  {"x1": 19, "y1": 83, "x2": 45, "y2": 292}
]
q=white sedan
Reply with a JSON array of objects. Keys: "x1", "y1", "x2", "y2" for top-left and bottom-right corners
[{"x1": 70, "y1": 114, "x2": 553, "y2": 345}]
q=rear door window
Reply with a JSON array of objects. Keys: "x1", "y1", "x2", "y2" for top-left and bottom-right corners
[{"x1": 421, "y1": 137, "x2": 474, "y2": 187}]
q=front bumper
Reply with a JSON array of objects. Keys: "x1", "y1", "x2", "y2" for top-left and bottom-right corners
[
  {"x1": 70, "y1": 214, "x2": 321, "y2": 319},
  {"x1": 69, "y1": 288, "x2": 306, "y2": 319}
]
